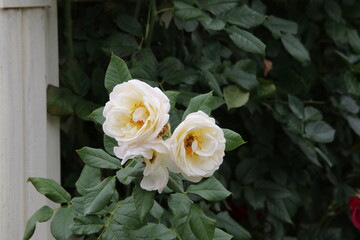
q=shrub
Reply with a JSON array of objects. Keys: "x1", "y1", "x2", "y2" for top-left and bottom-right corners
[{"x1": 28, "y1": 0, "x2": 360, "y2": 239}]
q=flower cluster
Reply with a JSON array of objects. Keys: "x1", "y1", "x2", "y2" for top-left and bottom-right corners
[{"x1": 102, "y1": 80, "x2": 226, "y2": 192}]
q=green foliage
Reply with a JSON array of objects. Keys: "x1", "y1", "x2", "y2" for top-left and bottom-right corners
[
  {"x1": 187, "y1": 176, "x2": 231, "y2": 201},
  {"x1": 189, "y1": 205, "x2": 216, "y2": 240},
  {"x1": 23, "y1": 206, "x2": 53, "y2": 240},
  {"x1": 76, "y1": 147, "x2": 122, "y2": 169},
  {"x1": 104, "y1": 53, "x2": 132, "y2": 92},
  {"x1": 29, "y1": 0, "x2": 360, "y2": 239},
  {"x1": 28, "y1": 178, "x2": 71, "y2": 204},
  {"x1": 223, "y1": 128, "x2": 246, "y2": 151}
]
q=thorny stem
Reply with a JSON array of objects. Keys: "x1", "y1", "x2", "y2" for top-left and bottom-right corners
[
  {"x1": 134, "y1": 0, "x2": 142, "y2": 19},
  {"x1": 64, "y1": 0, "x2": 74, "y2": 59},
  {"x1": 145, "y1": 0, "x2": 157, "y2": 47},
  {"x1": 97, "y1": 202, "x2": 122, "y2": 239},
  {"x1": 309, "y1": 200, "x2": 340, "y2": 240},
  {"x1": 156, "y1": 7, "x2": 173, "y2": 15}
]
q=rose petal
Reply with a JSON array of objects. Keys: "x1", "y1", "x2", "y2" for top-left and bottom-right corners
[{"x1": 140, "y1": 164, "x2": 169, "y2": 193}]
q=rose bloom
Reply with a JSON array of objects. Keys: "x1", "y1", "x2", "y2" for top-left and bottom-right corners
[
  {"x1": 102, "y1": 79, "x2": 170, "y2": 145},
  {"x1": 114, "y1": 140, "x2": 177, "y2": 193},
  {"x1": 168, "y1": 111, "x2": 225, "y2": 182},
  {"x1": 349, "y1": 197, "x2": 360, "y2": 228}
]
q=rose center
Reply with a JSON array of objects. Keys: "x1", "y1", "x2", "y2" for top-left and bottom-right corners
[
  {"x1": 184, "y1": 134, "x2": 201, "y2": 156},
  {"x1": 131, "y1": 106, "x2": 149, "y2": 128}
]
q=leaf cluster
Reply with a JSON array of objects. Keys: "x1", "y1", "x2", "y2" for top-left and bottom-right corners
[{"x1": 42, "y1": 0, "x2": 360, "y2": 239}]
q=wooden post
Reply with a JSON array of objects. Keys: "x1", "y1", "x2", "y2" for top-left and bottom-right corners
[{"x1": 0, "y1": 0, "x2": 59, "y2": 239}]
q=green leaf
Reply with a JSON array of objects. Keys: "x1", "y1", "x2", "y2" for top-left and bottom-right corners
[
  {"x1": 325, "y1": 19, "x2": 346, "y2": 42},
  {"x1": 267, "y1": 199, "x2": 293, "y2": 224},
  {"x1": 296, "y1": 138, "x2": 321, "y2": 166},
  {"x1": 77, "y1": 147, "x2": 121, "y2": 170},
  {"x1": 345, "y1": 115, "x2": 360, "y2": 136},
  {"x1": 189, "y1": 205, "x2": 216, "y2": 240},
  {"x1": 216, "y1": 212, "x2": 251, "y2": 240},
  {"x1": 204, "y1": 70, "x2": 223, "y2": 96},
  {"x1": 288, "y1": 95, "x2": 304, "y2": 119},
  {"x1": 101, "y1": 223, "x2": 131, "y2": 239},
  {"x1": 88, "y1": 107, "x2": 105, "y2": 125},
  {"x1": 70, "y1": 215, "x2": 104, "y2": 235},
  {"x1": 168, "y1": 172, "x2": 184, "y2": 193},
  {"x1": 168, "y1": 193, "x2": 192, "y2": 219},
  {"x1": 75, "y1": 165, "x2": 101, "y2": 196},
  {"x1": 150, "y1": 201, "x2": 165, "y2": 221},
  {"x1": 220, "y1": 5, "x2": 266, "y2": 29},
  {"x1": 236, "y1": 158, "x2": 259, "y2": 185},
  {"x1": 223, "y1": 128, "x2": 246, "y2": 151},
  {"x1": 244, "y1": 186, "x2": 266, "y2": 209},
  {"x1": 84, "y1": 177, "x2": 116, "y2": 215},
  {"x1": 73, "y1": 98, "x2": 100, "y2": 121},
  {"x1": 163, "y1": 69, "x2": 200, "y2": 85},
  {"x1": 227, "y1": 26, "x2": 265, "y2": 55},
  {"x1": 182, "y1": 92, "x2": 215, "y2": 120},
  {"x1": 28, "y1": 178, "x2": 71, "y2": 204},
  {"x1": 187, "y1": 176, "x2": 231, "y2": 201},
  {"x1": 158, "y1": 57, "x2": 184, "y2": 78},
  {"x1": 114, "y1": 14, "x2": 143, "y2": 37},
  {"x1": 47, "y1": 86, "x2": 77, "y2": 116},
  {"x1": 164, "y1": 91, "x2": 180, "y2": 111},
  {"x1": 213, "y1": 228, "x2": 233, "y2": 240},
  {"x1": 345, "y1": 71, "x2": 360, "y2": 96},
  {"x1": 255, "y1": 180, "x2": 292, "y2": 199},
  {"x1": 60, "y1": 59, "x2": 90, "y2": 96},
  {"x1": 113, "y1": 197, "x2": 143, "y2": 229},
  {"x1": 224, "y1": 67, "x2": 258, "y2": 90},
  {"x1": 102, "y1": 33, "x2": 138, "y2": 58},
  {"x1": 51, "y1": 207, "x2": 75, "y2": 240},
  {"x1": 314, "y1": 147, "x2": 333, "y2": 167},
  {"x1": 130, "y1": 223, "x2": 177, "y2": 240},
  {"x1": 116, "y1": 160, "x2": 144, "y2": 185},
  {"x1": 263, "y1": 15, "x2": 298, "y2": 38},
  {"x1": 198, "y1": 0, "x2": 238, "y2": 15},
  {"x1": 255, "y1": 81, "x2": 277, "y2": 99},
  {"x1": 104, "y1": 135, "x2": 117, "y2": 156},
  {"x1": 223, "y1": 85, "x2": 250, "y2": 109},
  {"x1": 305, "y1": 121, "x2": 335, "y2": 143},
  {"x1": 133, "y1": 185, "x2": 155, "y2": 222},
  {"x1": 324, "y1": 0, "x2": 342, "y2": 22},
  {"x1": 198, "y1": 15, "x2": 226, "y2": 31},
  {"x1": 23, "y1": 206, "x2": 53, "y2": 240},
  {"x1": 347, "y1": 29, "x2": 360, "y2": 54},
  {"x1": 339, "y1": 96, "x2": 360, "y2": 114},
  {"x1": 104, "y1": 54, "x2": 132, "y2": 93},
  {"x1": 304, "y1": 106, "x2": 323, "y2": 121},
  {"x1": 173, "y1": 1, "x2": 203, "y2": 20},
  {"x1": 281, "y1": 34, "x2": 310, "y2": 63}
]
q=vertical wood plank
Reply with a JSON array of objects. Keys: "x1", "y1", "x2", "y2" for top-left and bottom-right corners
[
  {"x1": 0, "y1": 0, "x2": 51, "y2": 8},
  {"x1": 0, "y1": 9, "x2": 26, "y2": 240},
  {"x1": 0, "y1": 1, "x2": 59, "y2": 239}
]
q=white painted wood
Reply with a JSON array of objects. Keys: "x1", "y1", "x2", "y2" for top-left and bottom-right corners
[
  {"x1": 0, "y1": 1, "x2": 59, "y2": 239},
  {"x1": 0, "y1": 0, "x2": 51, "y2": 8}
]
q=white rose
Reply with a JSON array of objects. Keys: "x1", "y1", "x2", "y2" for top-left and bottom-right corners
[
  {"x1": 114, "y1": 140, "x2": 173, "y2": 193},
  {"x1": 168, "y1": 111, "x2": 225, "y2": 182},
  {"x1": 102, "y1": 79, "x2": 170, "y2": 145}
]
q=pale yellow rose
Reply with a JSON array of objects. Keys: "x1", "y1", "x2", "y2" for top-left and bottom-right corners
[
  {"x1": 114, "y1": 140, "x2": 174, "y2": 193},
  {"x1": 102, "y1": 79, "x2": 170, "y2": 145},
  {"x1": 167, "y1": 111, "x2": 225, "y2": 182}
]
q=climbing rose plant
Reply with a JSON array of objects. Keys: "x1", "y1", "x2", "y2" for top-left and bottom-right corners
[{"x1": 23, "y1": 56, "x2": 245, "y2": 240}]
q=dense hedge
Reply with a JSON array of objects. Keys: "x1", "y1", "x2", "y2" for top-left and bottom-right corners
[{"x1": 49, "y1": 0, "x2": 360, "y2": 239}]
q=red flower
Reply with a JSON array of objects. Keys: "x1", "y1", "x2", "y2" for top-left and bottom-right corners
[{"x1": 348, "y1": 197, "x2": 360, "y2": 228}]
